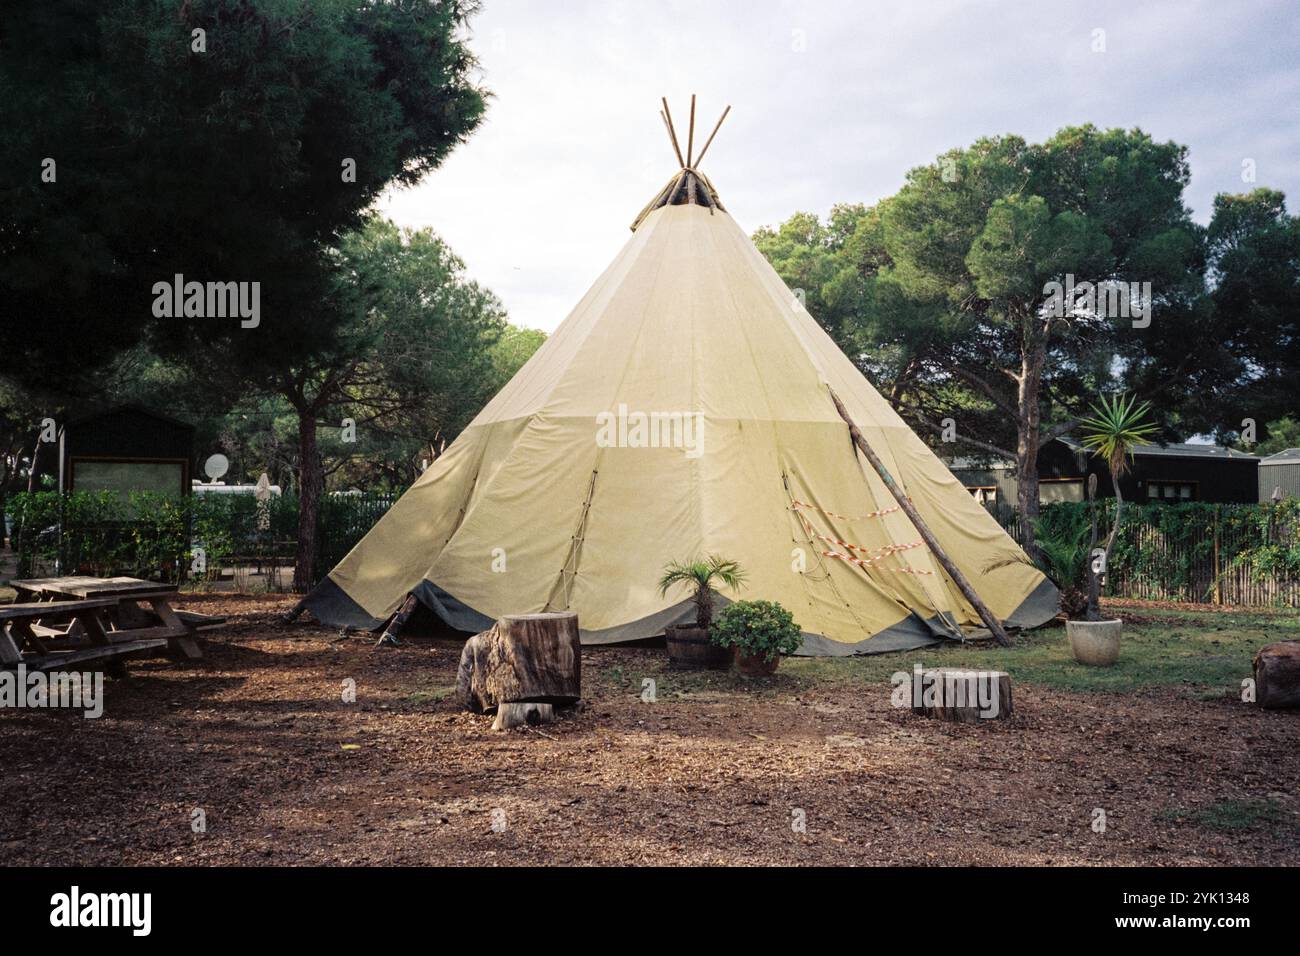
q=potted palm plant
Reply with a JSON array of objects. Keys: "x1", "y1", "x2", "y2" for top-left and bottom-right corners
[
  {"x1": 658, "y1": 555, "x2": 746, "y2": 668},
  {"x1": 1068, "y1": 392, "x2": 1157, "y2": 665}
]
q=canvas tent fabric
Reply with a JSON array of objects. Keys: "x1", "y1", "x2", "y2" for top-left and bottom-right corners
[{"x1": 304, "y1": 174, "x2": 1057, "y2": 654}]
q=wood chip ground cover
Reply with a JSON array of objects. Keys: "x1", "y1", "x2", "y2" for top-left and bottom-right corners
[{"x1": 1, "y1": 595, "x2": 1296, "y2": 865}]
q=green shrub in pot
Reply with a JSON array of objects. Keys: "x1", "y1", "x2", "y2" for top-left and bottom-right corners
[{"x1": 709, "y1": 600, "x2": 801, "y2": 674}]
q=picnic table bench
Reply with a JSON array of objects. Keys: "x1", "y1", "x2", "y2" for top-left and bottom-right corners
[
  {"x1": 9, "y1": 576, "x2": 224, "y2": 662},
  {"x1": 0, "y1": 599, "x2": 168, "y2": 675}
]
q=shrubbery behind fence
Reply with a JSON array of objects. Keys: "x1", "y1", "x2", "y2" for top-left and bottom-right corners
[
  {"x1": 991, "y1": 500, "x2": 1300, "y2": 607},
  {"x1": 7, "y1": 492, "x2": 1300, "y2": 607},
  {"x1": 5, "y1": 490, "x2": 396, "y2": 587}
]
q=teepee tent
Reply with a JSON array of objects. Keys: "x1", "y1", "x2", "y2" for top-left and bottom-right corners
[{"x1": 303, "y1": 98, "x2": 1057, "y2": 654}]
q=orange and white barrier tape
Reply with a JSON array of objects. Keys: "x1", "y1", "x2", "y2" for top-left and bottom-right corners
[
  {"x1": 820, "y1": 549, "x2": 937, "y2": 575},
  {"x1": 791, "y1": 501, "x2": 901, "y2": 521},
  {"x1": 812, "y1": 533, "x2": 922, "y2": 557}
]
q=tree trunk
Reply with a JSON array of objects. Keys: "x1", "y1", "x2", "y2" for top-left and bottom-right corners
[
  {"x1": 456, "y1": 612, "x2": 581, "y2": 713},
  {"x1": 694, "y1": 586, "x2": 712, "y2": 630},
  {"x1": 27, "y1": 438, "x2": 41, "y2": 493},
  {"x1": 1015, "y1": 334, "x2": 1046, "y2": 559},
  {"x1": 1254, "y1": 642, "x2": 1300, "y2": 708},
  {"x1": 292, "y1": 408, "x2": 323, "y2": 594},
  {"x1": 1087, "y1": 473, "x2": 1125, "y2": 621}
]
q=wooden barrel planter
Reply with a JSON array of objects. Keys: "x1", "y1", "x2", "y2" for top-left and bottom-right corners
[{"x1": 664, "y1": 624, "x2": 729, "y2": 669}]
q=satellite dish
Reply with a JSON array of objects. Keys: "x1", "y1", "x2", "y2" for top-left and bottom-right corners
[{"x1": 204, "y1": 454, "x2": 230, "y2": 482}]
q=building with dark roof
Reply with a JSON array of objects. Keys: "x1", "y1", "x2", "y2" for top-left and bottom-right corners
[
  {"x1": 947, "y1": 437, "x2": 1260, "y2": 507},
  {"x1": 57, "y1": 405, "x2": 195, "y2": 498}
]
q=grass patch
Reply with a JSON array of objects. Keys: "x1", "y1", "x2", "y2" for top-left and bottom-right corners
[
  {"x1": 784, "y1": 608, "x2": 1294, "y2": 696},
  {"x1": 590, "y1": 608, "x2": 1291, "y2": 699},
  {"x1": 595, "y1": 663, "x2": 801, "y2": 699},
  {"x1": 405, "y1": 685, "x2": 457, "y2": 705},
  {"x1": 1158, "y1": 798, "x2": 1290, "y2": 832}
]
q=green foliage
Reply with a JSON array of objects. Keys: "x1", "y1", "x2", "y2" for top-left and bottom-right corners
[
  {"x1": 709, "y1": 600, "x2": 802, "y2": 662},
  {"x1": 658, "y1": 556, "x2": 746, "y2": 629},
  {"x1": 996, "y1": 500, "x2": 1300, "y2": 604},
  {"x1": 6, "y1": 489, "x2": 391, "y2": 587},
  {"x1": 1, "y1": 0, "x2": 488, "y2": 387},
  {"x1": 752, "y1": 126, "x2": 1286, "y2": 563},
  {"x1": 1079, "y1": 393, "x2": 1159, "y2": 477},
  {"x1": 323, "y1": 217, "x2": 514, "y2": 488},
  {"x1": 1249, "y1": 416, "x2": 1300, "y2": 455},
  {"x1": 490, "y1": 326, "x2": 548, "y2": 385},
  {"x1": 1021, "y1": 512, "x2": 1093, "y2": 618},
  {"x1": 1197, "y1": 190, "x2": 1300, "y2": 438}
]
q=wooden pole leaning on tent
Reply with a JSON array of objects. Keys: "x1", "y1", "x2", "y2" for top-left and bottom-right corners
[
  {"x1": 376, "y1": 592, "x2": 420, "y2": 647},
  {"x1": 827, "y1": 387, "x2": 1013, "y2": 647}
]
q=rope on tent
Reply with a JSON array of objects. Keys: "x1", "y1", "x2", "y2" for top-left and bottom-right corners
[{"x1": 543, "y1": 468, "x2": 599, "y2": 613}]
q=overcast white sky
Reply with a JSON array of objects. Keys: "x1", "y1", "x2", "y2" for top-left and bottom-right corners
[{"x1": 379, "y1": 0, "x2": 1300, "y2": 333}]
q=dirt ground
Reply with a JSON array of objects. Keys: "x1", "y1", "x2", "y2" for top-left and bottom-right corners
[{"x1": 1, "y1": 594, "x2": 1297, "y2": 866}]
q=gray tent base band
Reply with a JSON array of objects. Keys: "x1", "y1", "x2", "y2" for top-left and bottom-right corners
[{"x1": 301, "y1": 575, "x2": 1059, "y2": 657}]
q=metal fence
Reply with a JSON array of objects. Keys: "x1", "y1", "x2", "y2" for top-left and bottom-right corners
[{"x1": 987, "y1": 501, "x2": 1300, "y2": 608}]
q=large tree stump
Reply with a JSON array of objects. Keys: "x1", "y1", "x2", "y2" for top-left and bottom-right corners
[
  {"x1": 456, "y1": 612, "x2": 581, "y2": 715},
  {"x1": 1254, "y1": 641, "x2": 1300, "y2": 709},
  {"x1": 911, "y1": 668, "x2": 1013, "y2": 722}
]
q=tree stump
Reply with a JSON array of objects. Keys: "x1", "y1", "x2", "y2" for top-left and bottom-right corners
[
  {"x1": 911, "y1": 668, "x2": 1013, "y2": 722},
  {"x1": 456, "y1": 612, "x2": 581, "y2": 716},
  {"x1": 492, "y1": 702, "x2": 555, "y2": 731},
  {"x1": 1254, "y1": 641, "x2": 1300, "y2": 709}
]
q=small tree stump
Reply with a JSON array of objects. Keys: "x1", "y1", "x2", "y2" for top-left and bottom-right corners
[
  {"x1": 911, "y1": 668, "x2": 1013, "y2": 722},
  {"x1": 492, "y1": 702, "x2": 555, "y2": 731},
  {"x1": 456, "y1": 612, "x2": 581, "y2": 715},
  {"x1": 1254, "y1": 641, "x2": 1300, "y2": 709}
]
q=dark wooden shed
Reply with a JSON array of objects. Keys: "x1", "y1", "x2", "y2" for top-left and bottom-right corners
[
  {"x1": 949, "y1": 438, "x2": 1260, "y2": 507},
  {"x1": 58, "y1": 405, "x2": 195, "y2": 497},
  {"x1": 1051, "y1": 438, "x2": 1261, "y2": 504}
]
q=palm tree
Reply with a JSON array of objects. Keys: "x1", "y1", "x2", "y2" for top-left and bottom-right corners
[
  {"x1": 658, "y1": 556, "x2": 746, "y2": 630},
  {"x1": 1079, "y1": 392, "x2": 1158, "y2": 620}
]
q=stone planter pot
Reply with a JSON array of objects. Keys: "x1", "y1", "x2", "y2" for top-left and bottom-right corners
[
  {"x1": 665, "y1": 625, "x2": 730, "y2": 669},
  {"x1": 1066, "y1": 619, "x2": 1122, "y2": 666},
  {"x1": 732, "y1": 646, "x2": 780, "y2": 677}
]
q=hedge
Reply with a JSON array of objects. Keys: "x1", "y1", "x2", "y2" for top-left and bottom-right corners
[
  {"x1": 997, "y1": 500, "x2": 1300, "y2": 607},
  {"x1": 5, "y1": 490, "x2": 395, "y2": 587}
]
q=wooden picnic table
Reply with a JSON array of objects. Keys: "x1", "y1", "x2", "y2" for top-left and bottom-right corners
[
  {"x1": 0, "y1": 598, "x2": 167, "y2": 674},
  {"x1": 10, "y1": 576, "x2": 224, "y2": 661}
]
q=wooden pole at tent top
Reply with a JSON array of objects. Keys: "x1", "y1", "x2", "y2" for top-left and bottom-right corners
[
  {"x1": 827, "y1": 387, "x2": 1013, "y2": 647},
  {"x1": 692, "y1": 105, "x2": 731, "y2": 169},
  {"x1": 660, "y1": 98, "x2": 686, "y2": 168},
  {"x1": 686, "y1": 94, "x2": 696, "y2": 167}
]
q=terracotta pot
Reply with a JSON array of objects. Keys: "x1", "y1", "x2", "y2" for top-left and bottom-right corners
[
  {"x1": 665, "y1": 625, "x2": 730, "y2": 669},
  {"x1": 732, "y1": 645, "x2": 780, "y2": 677},
  {"x1": 1066, "y1": 619, "x2": 1122, "y2": 666}
]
